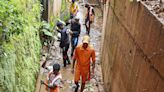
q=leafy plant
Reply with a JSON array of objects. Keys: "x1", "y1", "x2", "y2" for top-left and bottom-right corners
[{"x1": 39, "y1": 21, "x2": 55, "y2": 46}]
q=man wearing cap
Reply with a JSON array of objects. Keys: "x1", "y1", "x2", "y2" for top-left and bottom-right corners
[
  {"x1": 70, "y1": 17, "x2": 81, "y2": 57},
  {"x1": 56, "y1": 21, "x2": 71, "y2": 67},
  {"x1": 72, "y1": 35, "x2": 96, "y2": 92},
  {"x1": 41, "y1": 63, "x2": 62, "y2": 92}
]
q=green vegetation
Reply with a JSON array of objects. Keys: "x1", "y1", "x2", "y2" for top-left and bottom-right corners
[
  {"x1": 61, "y1": 0, "x2": 70, "y2": 22},
  {"x1": 0, "y1": 0, "x2": 41, "y2": 92},
  {"x1": 0, "y1": 0, "x2": 70, "y2": 91},
  {"x1": 40, "y1": 21, "x2": 55, "y2": 46},
  {"x1": 40, "y1": 0, "x2": 70, "y2": 47},
  {"x1": 61, "y1": 0, "x2": 67, "y2": 13}
]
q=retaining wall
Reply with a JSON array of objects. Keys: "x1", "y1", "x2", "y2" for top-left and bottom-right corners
[{"x1": 101, "y1": 0, "x2": 164, "y2": 92}]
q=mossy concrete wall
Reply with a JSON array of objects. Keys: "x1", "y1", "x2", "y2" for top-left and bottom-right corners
[
  {"x1": 101, "y1": 0, "x2": 164, "y2": 92},
  {"x1": 48, "y1": 0, "x2": 62, "y2": 22},
  {"x1": 40, "y1": 0, "x2": 62, "y2": 22},
  {"x1": 52, "y1": 0, "x2": 62, "y2": 16},
  {"x1": 48, "y1": 0, "x2": 69, "y2": 24},
  {"x1": 0, "y1": 0, "x2": 41, "y2": 92}
]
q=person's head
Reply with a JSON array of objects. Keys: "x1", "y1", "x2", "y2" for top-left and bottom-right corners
[
  {"x1": 57, "y1": 21, "x2": 64, "y2": 29},
  {"x1": 82, "y1": 35, "x2": 90, "y2": 49},
  {"x1": 74, "y1": 17, "x2": 79, "y2": 23},
  {"x1": 53, "y1": 63, "x2": 60, "y2": 74},
  {"x1": 85, "y1": 3, "x2": 90, "y2": 8},
  {"x1": 72, "y1": 0, "x2": 75, "y2": 3}
]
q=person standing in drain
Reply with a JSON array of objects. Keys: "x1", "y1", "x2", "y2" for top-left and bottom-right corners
[
  {"x1": 72, "y1": 35, "x2": 96, "y2": 92},
  {"x1": 70, "y1": 17, "x2": 81, "y2": 57},
  {"x1": 85, "y1": 4, "x2": 95, "y2": 35},
  {"x1": 70, "y1": 0, "x2": 79, "y2": 19},
  {"x1": 41, "y1": 63, "x2": 62, "y2": 92},
  {"x1": 57, "y1": 22, "x2": 72, "y2": 67}
]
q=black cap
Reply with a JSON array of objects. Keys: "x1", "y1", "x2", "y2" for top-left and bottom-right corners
[
  {"x1": 56, "y1": 21, "x2": 63, "y2": 27},
  {"x1": 72, "y1": 0, "x2": 75, "y2": 3},
  {"x1": 85, "y1": 3, "x2": 89, "y2": 7},
  {"x1": 53, "y1": 63, "x2": 60, "y2": 71}
]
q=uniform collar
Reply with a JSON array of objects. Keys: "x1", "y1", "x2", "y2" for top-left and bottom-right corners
[{"x1": 80, "y1": 45, "x2": 89, "y2": 51}]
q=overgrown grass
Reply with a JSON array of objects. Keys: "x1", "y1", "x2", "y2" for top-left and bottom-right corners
[{"x1": 0, "y1": 0, "x2": 41, "y2": 92}]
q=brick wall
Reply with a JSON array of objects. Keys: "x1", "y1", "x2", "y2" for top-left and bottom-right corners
[{"x1": 101, "y1": 0, "x2": 164, "y2": 92}]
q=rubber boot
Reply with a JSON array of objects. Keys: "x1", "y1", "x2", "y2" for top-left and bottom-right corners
[{"x1": 74, "y1": 84, "x2": 79, "y2": 92}]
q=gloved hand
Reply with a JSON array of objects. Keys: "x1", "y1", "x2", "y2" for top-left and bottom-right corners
[{"x1": 40, "y1": 80, "x2": 45, "y2": 84}]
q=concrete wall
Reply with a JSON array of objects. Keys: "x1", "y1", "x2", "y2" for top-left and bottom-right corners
[
  {"x1": 101, "y1": 0, "x2": 164, "y2": 92},
  {"x1": 88, "y1": 0, "x2": 99, "y2": 4},
  {"x1": 48, "y1": 0, "x2": 62, "y2": 22},
  {"x1": 41, "y1": 0, "x2": 62, "y2": 22},
  {"x1": 52, "y1": 0, "x2": 62, "y2": 16}
]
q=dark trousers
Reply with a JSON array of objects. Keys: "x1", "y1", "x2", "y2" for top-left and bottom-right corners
[
  {"x1": 85, "y1": 17, "x2": 91, "y2": 35},
  {"x1": 62, "y1": 43, "x2": 70, "y2": 67},
  {"x1": 71, "y1": 36, "x2": 79, "y2": 57}
]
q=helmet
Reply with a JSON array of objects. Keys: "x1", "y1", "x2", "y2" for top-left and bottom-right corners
[{"x1": 82, "y1": 35, "x2": 90, "y2": 44}]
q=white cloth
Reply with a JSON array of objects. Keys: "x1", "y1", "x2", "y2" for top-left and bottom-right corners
[{"x1": 89, "y1": 7, "x2": 93, "y2": 15}]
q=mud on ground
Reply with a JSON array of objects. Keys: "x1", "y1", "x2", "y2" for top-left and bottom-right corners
[{"x1": 35, "y1": 2, "x2": 104, "y2": 92}]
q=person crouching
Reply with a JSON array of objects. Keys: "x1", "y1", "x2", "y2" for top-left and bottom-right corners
[{"x1": 41, "y1": 63, "x2": 62, "y2": 92}]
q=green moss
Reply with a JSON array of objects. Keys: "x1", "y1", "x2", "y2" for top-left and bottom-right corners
[
  {"x1": 0, "y1": 0, "x2": 41, "y2": 92},
  {"x1": 60, "y1": 0, "x2": 70, "y2": 21},
  {"x1": 61, "y1": 0, "x2": 66, "y2": 13}
]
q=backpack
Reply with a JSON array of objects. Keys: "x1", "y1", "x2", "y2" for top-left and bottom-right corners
[
  {"x1": 60, "y1": 28, "x2": 69, "y2": 48},
  {"x1": 71, "y1": 22, "x2": 80, "y2": 37},
  {"x1": 89, "y1": 7, "x2": 95, "y2": 22}
]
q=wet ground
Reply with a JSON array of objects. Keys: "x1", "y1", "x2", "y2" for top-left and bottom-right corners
[{"x1": 35, "y1": 2, "x2": 104, "y2": 92}]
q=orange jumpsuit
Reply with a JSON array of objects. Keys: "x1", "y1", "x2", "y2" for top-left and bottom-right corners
[{"x1": 73, "y1": 44, "x2": 95, "y2": 83}]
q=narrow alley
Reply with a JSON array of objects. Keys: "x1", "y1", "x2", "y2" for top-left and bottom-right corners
[
  {"x1": 0, "y1": 0, "x2": 163, "y2": 92},
  {"x1": 35, "y1": 1, "x2": 104, "y2": 92}
]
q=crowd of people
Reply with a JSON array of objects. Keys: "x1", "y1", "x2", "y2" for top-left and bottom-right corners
[{"x1": 40, "y1": 0, "x2": 96, "y2": 92}]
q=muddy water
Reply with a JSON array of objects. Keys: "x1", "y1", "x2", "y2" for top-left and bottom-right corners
[{"x1": 35, "y1": 2, "x2": 104, "y2": 92}]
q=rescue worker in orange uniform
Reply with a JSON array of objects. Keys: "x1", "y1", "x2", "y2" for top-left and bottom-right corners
[
  {"x1": 41, "y1": 63, "x2": 62, "y2": 92},
  {"x1": 72, "y1": 35, "x2": 96, "y2": 92}
]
